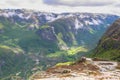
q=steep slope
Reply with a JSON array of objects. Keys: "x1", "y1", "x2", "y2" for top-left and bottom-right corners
[
  {"x1": 0, "y1": 9, "x2": 118, "y2": 51},
  {"x1": 94, "y1": 19, "x2": 120, "y2": 61},
  {"x1": 0, "y1": 45, "x2": 34, "y2": 80},
  {"x1": 0, "y1": 9, "x2": 119, "y2": 79},
  {"x1": 46, "y1": 14, "x2": 118, "y2": 49}
]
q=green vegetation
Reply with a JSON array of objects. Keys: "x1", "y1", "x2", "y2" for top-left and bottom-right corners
[
  {"x1": 69, "y1": 32, "x2": 78, "y2": 46},
  {"x1": 46, "y1": 46, "x2": 89, "y2": 64},
  {"x1": 0, "y1": 23, "x2": 4, "y2": 29},
  {"x1": 0, "y1": 12, "x2": 117, "y2": 80},
  {"x1": 93, "y1": 37, "x2": 120, "y2": 61},
  {"x1": 0, "y1": 45, "x2": 23, "y2": 54},
  {"x1": 89, "y1": 28, "x2": 96, "y2": 34},
  {"x1": 47, "y1": 46, "x2": 88, "y2": 58},
  {"x1": 93, "y1": 19, "x2": 120, "y2": 61},
  {"x1": 0, "y1": 17, "x2": 108, "y2": 80},
  {"x1": 56, "y1": 33, "x2": 67, "y2": 49},
  {"x1": 55, "y1": 62, "x2": 74, "y2": 66},
  {"x1": 94, "y1": 49, "x2": 120, "y2": 60},
  {"x1": 39, "y1": 25, "x2": 49, "y2": 29},
  {"x1": 0, "y1": 45, "x2": 35, "y2": 80},
  {"x1": 67, "y1": 46, "x2": 88, "y2": 56},
  {"x1": 46, "y1": 51, "x2": 66, "y2": 58},
  {"x1": 0, "y1": 19, "x2": 51, "y2": 79}
]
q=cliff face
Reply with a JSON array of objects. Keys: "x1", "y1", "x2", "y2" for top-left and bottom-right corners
[{"x1": 94, "y1": 19, "x2": 120, "y2": 61}]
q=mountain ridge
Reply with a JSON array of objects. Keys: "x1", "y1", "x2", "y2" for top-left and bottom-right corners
[
  {"x1": 94, "y1": 19, "x2": 120, "y2": 61},
  {"x1": 0, "y1": 9, "x2": 119, "y2": 79}
]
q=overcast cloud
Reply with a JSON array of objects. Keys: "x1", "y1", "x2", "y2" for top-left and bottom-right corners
[
  {"x1": 43, "y1": 0, "x2": 117, "y2": 7},
  {"x1": 0, "y1": 0, "x2": 120, "y2": 15}
]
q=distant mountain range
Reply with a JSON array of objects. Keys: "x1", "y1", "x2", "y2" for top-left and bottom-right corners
[
  {"x1": 0, "y1": 9, "x2": 119, "y2": 79},
  {"x1": 0, "y1": 9, "x2": 119, "y2": 50}
]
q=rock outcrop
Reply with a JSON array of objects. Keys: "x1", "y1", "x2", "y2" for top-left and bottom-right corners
[{"x1": 30, "y1": 58, "x2": 120, "y2": 80}]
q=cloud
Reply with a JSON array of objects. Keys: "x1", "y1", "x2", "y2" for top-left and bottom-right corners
[
  {"x1": 0, "y1": 0, "x2": 44, "y2": 9},
  {"x1": 5, "y1": 0, "x2": 22, "y2": 6},
  {"x1": 43, "y1": 0, "x2": 118, "y2": 7},
  {"x1": 0, "y1": 0, "x2": 120, "y2": 16},
  {"x1": 114, "y1": 3, "x2": 120, "y2": 7}
]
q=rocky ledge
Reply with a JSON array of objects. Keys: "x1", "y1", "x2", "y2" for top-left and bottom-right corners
[{"x1": 30, "y1": 57, "x2": 120, "y2": 80}]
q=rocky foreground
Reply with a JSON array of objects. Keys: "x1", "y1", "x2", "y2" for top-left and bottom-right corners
[{"x1": 30, "y1": 58, "x2": 120, "y2": 80}]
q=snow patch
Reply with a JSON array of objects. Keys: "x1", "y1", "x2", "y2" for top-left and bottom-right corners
[
  {"x1": 92, "y1": 19, "x2": 101, "y2": 25},
  {"x1": 75, "y1": 18, "x2": 84, "y2": 29},
  {"x1": 2, "y1": 13, "x2": 9, "y2": 17},
  {"x1": 18, "y1": 13, "x2": 24, "y2": 19},
  {"x1": 79, "y1": 14, "x2": 89, "y2": 19},
  {"x1": 8, "y1": 12, "x2": 16, "y2": 16},
  {"x1": 85, "y1": 20, "x2": 94, "y2": 25},
  {"x1": 51, "y1": 26, "x2": 56, "y2": 34},
  {"x1": 65, "y1": 14, "x2": 74, "y2": 18},
  {"x1": 25, "y1": 15, "x2": 31, "y2": 20}
]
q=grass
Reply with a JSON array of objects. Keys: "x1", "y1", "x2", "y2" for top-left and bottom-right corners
[
  {"x1": 0, "y1": 45, "x2": 13, "y2": 55},
  {"x1": 39, "y1": 25, "x2": 49, "y2": 29},
  {"x1": 0, "y1": 45, "x2": 11, "y2": 50},
  {"x1": 56, "y1": 33, "x2": 67, "y2": 49},
  {"x1": 69, "y1": 32, "x2": 77, "y2": 46},
  {"x1": 46, "y1": 51, "x2": 66, "y2": 58},
  {"x1": 67, "y1": 46, "x2": 88, "y2": 56},
  {"x1": 0, "y1": 45, "x2": 24, "y2": 54},
  {"x1": 47, "y1": 46, "x2": 88, "y2": 60},
  {"x1": 55, "y1": 62, "x2": 74, "y2": 66},
  {"x1": 89, "y1": 28, "x2": 96, "y2": 34},
  {"x1": 94, "y1": 49, "x2": 120, "y2": 61},
  {"x1": 0, "y1": 23, "x2": 4, "y2": 29}
]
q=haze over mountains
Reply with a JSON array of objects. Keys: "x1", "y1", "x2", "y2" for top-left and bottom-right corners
[{"x1": 0, "y1": 9, "x2": 119, "y2": 79}]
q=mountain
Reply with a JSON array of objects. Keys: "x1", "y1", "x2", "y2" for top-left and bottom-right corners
[
  {"x1": 30, "y1": 19, "x2": 120, "y2": 80},
  {"x1": 0, "y1": 9, "x2": 119, "y2": 79},
  {"x1": 0, "y1": 9, "x2": 118, "y2": 50},
  {"x1": 94, "y1": 19, "x2": 120, "y2": 61}
]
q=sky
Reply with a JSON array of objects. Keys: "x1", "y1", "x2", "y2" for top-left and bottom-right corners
[{"x1": 0, "y1": 0, "x2": 120, "y2": 15}]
